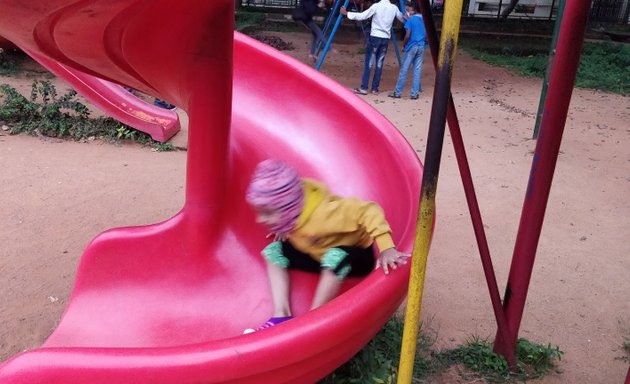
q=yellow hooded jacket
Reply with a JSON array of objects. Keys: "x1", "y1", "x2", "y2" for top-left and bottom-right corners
[{"x1": 288, "y1": 179, "x2": 395, "y2": 262}]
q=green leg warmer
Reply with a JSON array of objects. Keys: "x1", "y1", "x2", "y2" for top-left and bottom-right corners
[
  {"x1": 262, "y1": 241, "x2": 289, "y2": 268},
  {"x1": 321, "y1": 248, "x2": 352, "y2": 281}
]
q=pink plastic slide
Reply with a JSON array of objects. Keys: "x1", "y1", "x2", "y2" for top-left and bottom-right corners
[
  {"x1": 0, "y1": 1, "x2": 423, "y2": 383},
  {"x1": 27, "y1": 49, "x2": 180, "y2": 142}
]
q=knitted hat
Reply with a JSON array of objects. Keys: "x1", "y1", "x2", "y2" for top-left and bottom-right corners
[{"x1": 246, "y1": 159, "x2": 305, "y2": 236}]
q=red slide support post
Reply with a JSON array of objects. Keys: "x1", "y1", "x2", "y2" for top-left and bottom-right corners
[{"x1": 494, "y1": 0, "x2": 593, "y2": 356}]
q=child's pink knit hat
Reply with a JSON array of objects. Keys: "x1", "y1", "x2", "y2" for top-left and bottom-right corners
[{"x1": 246, "y1": 159, "x2": 304, "y2": 236}]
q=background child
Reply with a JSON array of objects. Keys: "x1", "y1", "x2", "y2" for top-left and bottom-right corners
[
  {"x1": 388, "y1": 1, "x2": 427, "y2": 99},
  {"x1": 244, "y1": 159, "x2": 409, "y2": 333},
  {"x1": 340, "y1": 0, "x2": 405, "y2": 95},
  {"x1": 292, "y1": 0, "x2": 325, "y2": 63}
]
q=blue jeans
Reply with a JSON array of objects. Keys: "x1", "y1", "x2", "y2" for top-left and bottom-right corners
[
  {"x1": 361, "y1": 36, "x2": 389, "y2": 92},
  {"x1": 304, "y1": 20, "x2": 323, "y2": 56},
  {"x1": 394, "y1": 44, "x2": 425, "y2": 97}
]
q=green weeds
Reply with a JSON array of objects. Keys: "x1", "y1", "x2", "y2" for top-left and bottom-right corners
[
  {"x1": 235, "y1": 10, "x2": 302, "y2": 34},
  {"x1": 461, "y1": 36, "x2": 630, "y2": 95},
  {"x1": 320, "y1": 317, "x2": 444, "y2": 384},
  {"x1": 446, "y1": 337, "x2": 562, "y2": 382},
  {"x1": 321, "y1": 318, "x2": 563, "y2": 383},
  {"x1": 0, "y1": 80, "x2": 176, "y2": 151},
  {"x1": 577, "y1": 42, "x2": 630, "y2": 94},
  {"x1": 235, "y1": 11, "x2": 267, "y2": 32},
  {"x1": 617, "y1": 319, "x2": 630, "y2": 363},
  {"x1": 0, "y1": 48, "x2": 21, "y2": 76}
]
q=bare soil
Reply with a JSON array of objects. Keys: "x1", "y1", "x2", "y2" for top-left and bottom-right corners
[{"x1": 1, "y1": 30, "x2": 629, "y2": 383}]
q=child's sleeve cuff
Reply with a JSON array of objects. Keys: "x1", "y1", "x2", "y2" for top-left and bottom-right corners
[{"x1": 375, "y1": 234, "x2": 395, "y2": 252}]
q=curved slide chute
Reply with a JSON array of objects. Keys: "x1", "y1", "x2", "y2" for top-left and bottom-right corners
[
  {"x1": 27, "y1": 49, "x2": 180, "y2": 142},
  {"x1": 0, "y1": 1, "x2": 423, "y2": 382}
]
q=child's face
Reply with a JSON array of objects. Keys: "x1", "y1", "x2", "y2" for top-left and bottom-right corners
[
  {"x1": 255, "y1": 207, "x2": 282, "y2": 229},
  {"x1": 405, "y1": 5, "x2": 414, "y2": 15}
]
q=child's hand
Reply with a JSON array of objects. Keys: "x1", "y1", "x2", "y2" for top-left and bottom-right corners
[{"x1": 375, "y1": 248, "x2": 410, "y2": 275}]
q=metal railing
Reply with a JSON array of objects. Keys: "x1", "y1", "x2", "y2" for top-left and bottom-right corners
[
  {"x1": 240, "y1": 0, "x2": 299, "y2": 8},
  {"x1": 240, "y1": 0, "x2": 630, "y2": 23},
  {"x1": 591, "y1": 0, "x2": 630, "y2": 22}
]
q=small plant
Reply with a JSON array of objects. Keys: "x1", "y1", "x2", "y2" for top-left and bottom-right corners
[
  {"x1": 320, "y1": 318, "x2": 563, "y2": 383},
  {"x1": 445, "y1": 337, "x2": 563, "y2": 382},
  {"x1": 320, "y1": 317, "x2": 443, "y2": 384},
  {"x1": 617, "y1": 319, "x2": 630, "y2": 363},
  {"x1": 153, "y1": 142, "x2": 176, "y2": 152},
  {"x1": 235, "y1": 11, "x2": 266, "y2": 32},
  {"x1": 0, "y1": 48, "x2": 21, "y2": 76},
  {"x1": 0, "y1": 80, "x2": 176, "y2": 151},
  {"x1": 514, "y1": 338, "x2": 563, "y2": 378},
  {"x1": 116, "y1": 125, "x2": 138, "y2": 141},
  {"x1": 453, "y1": 337, "x2": 510, "y2": 381}
]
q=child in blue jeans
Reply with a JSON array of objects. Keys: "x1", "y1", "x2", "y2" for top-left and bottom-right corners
[
  {"x1": 244, "y1": 159, "x2": 409, "y2": 333},
  {"x1": 388, "y1": 1, "x2": 427, "y2": 99},
  {"x1": 340, "y1": 0, "x2": 405, "y2": 95}
]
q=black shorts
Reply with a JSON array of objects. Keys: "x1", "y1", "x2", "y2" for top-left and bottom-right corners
[{"x1": 282, "y1": 241, "x2": 375, "y2": 277}]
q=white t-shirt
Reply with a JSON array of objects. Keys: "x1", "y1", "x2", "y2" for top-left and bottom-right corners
[{"x1": 347, "y1": 1, "x2": 404, "y2": 39}]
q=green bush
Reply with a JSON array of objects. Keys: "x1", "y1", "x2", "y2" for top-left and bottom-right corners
[
  {"x1": 576, "y1": 42, "x2": 630, "y2": 94},
  {"x1": 446, "y1": 337, "x2": 563, "y2": 382},
  {"x1": 0, "y1": 48, "x2": 21, "y2": 76},
  {"x1": 0, "y1": 80, "x2": 175, "y2": 151},
  {"x1": 235, "y1": 11, "x2": 266, "y2": 32},
  {"x1": 320, "y1": 317, "x2": 442, "y2": 384},
  {"x1": 320, "y1": 317, "x2": 563, "y2": 383},
  {"x1": 461, "y1": 36, "x2": 630, "y2": 95}
]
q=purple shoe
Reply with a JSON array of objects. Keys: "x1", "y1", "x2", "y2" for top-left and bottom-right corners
[{"x1": 243, "y1": 316, "x2": 293, "y2": 334}]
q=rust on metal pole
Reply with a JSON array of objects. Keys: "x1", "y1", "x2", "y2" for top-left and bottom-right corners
[
  {"x1": 416, "y1": 0, "x2": 516, "y2": 367},
  {"x1": 397, "y1": 0, "x2": 464, "y2": 382},
  {"x1": 494, "y1": 0, "x2": 593, "y2": 357}
]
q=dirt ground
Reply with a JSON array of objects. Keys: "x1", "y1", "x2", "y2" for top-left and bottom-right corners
[{"x1": 1, "y1": 30, "x2": 629, "y2": 383}]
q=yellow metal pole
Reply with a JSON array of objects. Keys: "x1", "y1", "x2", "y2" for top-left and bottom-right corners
[{"x1": 396, "y1": 0, "x2": 464, "y2": 382}]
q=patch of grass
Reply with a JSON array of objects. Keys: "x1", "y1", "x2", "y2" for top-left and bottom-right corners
[
  {"x1": 447, "y1": 337, "x2": 510, "y2": 381},
  {"x1": 0, "y1": 48, "x2": 22, "y2": 76},
  {"x1": 617, "y1": 319, "x2": 630, "y2": 363},
  {"x1": 576, "y1": 42, "x2": 630, "y2": 95},
  {"x1": 321, "y1": 318, "x2": 563, "y2": 383},
  {"x1": 0, "y1": 80, "x2": 176, "y2": 151},
  {"x1": 514, "y1": 338, "x2": 563, "y2": 378},
  {"x1": 460, "y1": 35, "x2": 630, "y2": 95},
  {"x1": 320, "y1": 317, "x2": 446, "y2": 384},
  {"x1": 235, "y1": 10, "x2": 303, "y2": 34},
  {"x1": 235, "y1": 11, "x2": 266, "y2": 32},
  {"x1": 461, "y1": 35, "x2": 551, "y2": 57},
  {"x1": 459, "y1": 19, "x2": 556, "y2": 36},
  {"x1": 441, "y1": 337, "x2": 563, "y2": 382}
]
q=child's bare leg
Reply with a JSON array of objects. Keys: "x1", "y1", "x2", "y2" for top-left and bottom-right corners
[
  {"x1": 310, "y1": 268, "x2": 342, "y2": 309},
  {"x1": 267, "y1": 262, "x2": 292, "y2": 317}
]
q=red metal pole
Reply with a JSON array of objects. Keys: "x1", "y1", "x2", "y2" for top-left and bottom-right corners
[
  {"x1": 494, "y1": 0, "x2": 592, "y2": 355},
  {"x1": 416, "y1": 0, "x2": 516, "y2": 367}
]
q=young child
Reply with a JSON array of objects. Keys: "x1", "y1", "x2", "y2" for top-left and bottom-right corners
[
  {"x1": 292, "y1": 0, "x2": 325, "y2": 63},
  {"x1": 388, "y1": 1, "x2": 427, "y2": 99},
  {"x1": 244, "y1": 159, "x2": 409, "y2": 333}
]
